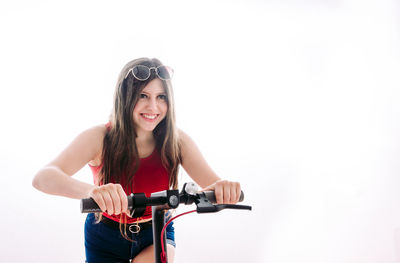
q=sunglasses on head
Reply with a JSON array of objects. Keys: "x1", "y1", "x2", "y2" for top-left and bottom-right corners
[{"x1": 124, "y1": 65, "x2": 174, "y2": 81}]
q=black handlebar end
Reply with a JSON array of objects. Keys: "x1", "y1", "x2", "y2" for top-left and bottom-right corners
[{"x1": 81, "y1": 198, "x2": 102, "y2": 213}]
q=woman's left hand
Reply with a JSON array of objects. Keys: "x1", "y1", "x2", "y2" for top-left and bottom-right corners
[{"x1": 202, "y1": 180, "x2": 241, "y2": 204}]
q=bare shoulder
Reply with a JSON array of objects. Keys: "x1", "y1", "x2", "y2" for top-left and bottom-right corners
[
  {"x1": 177, "y1": 129, "x2": 220, "y2": 188},
  {"x1": 178, "y1": 129, "x2": 188, "y2": 142},
  {"x1": 49, "y1": 124, "x2": 108, "y2": 172},
  {"x1": 73, "y1": 124, "x2": 107, "y2": 151},
  {"x1": 81, "y1": 124, "x2": 108, "y2": 166},
  {"x1": 178, "y1": 129, "x2": 194, "y2": 148},
  {"x1": 82, "y1": 124, "x2": 108, "y2": 140},
  {"x1": 177, "y1": 129, "x2": 201, "y2": 158}
]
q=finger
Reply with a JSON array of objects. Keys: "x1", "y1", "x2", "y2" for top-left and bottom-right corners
[
  {"x1": 223, "y1": 183, "x2": 230, "y2": 204},
  {"x1": 116, "y1": 184, "x2": 128, "y2": 214},
  {"x1": 102, "y1": 186, "x2": 114, "y2": 215},
  {"x1": 91, "y1": 189, "x2": 107, "y2": 213},
  {"x1": 214, "y1": 183, "x2": 223, "y2": 204},
  {"x1": 236, "y1": 182, "x2": 241, "y2": 203},
  {"x1": 108, "y1": 184, "x2": 122, "y2": 215},
  {"x1": 230, "y1": 183, "x2": 237, "y2": 204}
]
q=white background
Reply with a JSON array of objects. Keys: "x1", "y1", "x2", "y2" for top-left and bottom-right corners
[{"x1": 0, "y1": 0, "x2": 399, "y2": 262}]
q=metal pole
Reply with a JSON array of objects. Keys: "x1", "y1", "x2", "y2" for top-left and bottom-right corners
[{"x1": 152, "y1": 206, "x2": 167, "y2": 263}]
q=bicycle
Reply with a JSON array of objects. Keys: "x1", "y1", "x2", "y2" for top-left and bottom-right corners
[{"x1": 81, "y1": 182, "x2": 252, "y2": 263}]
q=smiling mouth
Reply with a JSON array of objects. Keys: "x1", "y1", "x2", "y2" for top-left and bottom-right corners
[{"x1": 140, "y1": 113, "x2": 159, "y2": 121}]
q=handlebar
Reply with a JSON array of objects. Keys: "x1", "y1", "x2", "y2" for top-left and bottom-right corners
[{"x1": 81, "y1": 182, "x2": 251, "y2": 215}]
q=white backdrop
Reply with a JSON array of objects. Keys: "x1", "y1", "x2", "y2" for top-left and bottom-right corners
[{"x1": 0, "y1": 0, "x2": 399, "y2": 262}]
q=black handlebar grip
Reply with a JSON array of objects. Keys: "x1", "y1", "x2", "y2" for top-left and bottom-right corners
[
  {"x1": 81, "y1": 198, "x2": 102, "y2": 213},
  {"x1": 203, "y1": 190, "x2": 244, "y2": 204},
  {"x1": 81, "y1": 196, "x2": 134, "y2": 213}
]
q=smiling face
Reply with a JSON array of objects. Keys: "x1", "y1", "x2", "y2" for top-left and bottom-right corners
[{"x1": 132, "y1": 78, "x2": 168, "y2": 136}]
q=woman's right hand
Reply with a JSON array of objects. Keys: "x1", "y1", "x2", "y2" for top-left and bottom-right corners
[{"x1": 88, "y1": 183, "x2": 128, "y2": 215}]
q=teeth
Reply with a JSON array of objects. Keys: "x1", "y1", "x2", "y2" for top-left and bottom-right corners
[{"x1": 143, "y1": 114, "x2": 157, "y2": 119}]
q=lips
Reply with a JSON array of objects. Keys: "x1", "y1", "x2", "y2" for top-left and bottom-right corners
[{"x1": 140, "y1": 113, "x2": 159, "y2": 121}]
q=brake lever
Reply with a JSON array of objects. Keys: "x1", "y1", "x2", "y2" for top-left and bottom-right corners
[
  {"x1": 195, "y1": 193, "x2": 252, "y2": 213},
  {"x1": 197, "y1": 203, "x2": 252, "y2": 213},
  {"x1": 213, "y1": 204, "x2": 252, "y2": 212}
]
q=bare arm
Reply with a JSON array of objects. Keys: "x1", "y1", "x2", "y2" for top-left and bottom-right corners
[
  {"x1": 32, "y1": 125, "x2": 104, "y2": 199},
  {"x1": 179, "y1": 130, "x2": 241, "y2": 204},
  {"x1": 32, "y1": 125, "x2": 128, "y2": 215}
]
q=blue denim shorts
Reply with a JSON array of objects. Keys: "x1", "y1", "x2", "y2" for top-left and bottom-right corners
[{"x1": 84, "y1": 213, "x2": 176, "y2": 263}]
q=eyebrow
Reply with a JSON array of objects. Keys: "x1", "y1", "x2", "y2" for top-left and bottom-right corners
[{"x1": 141, "y1": 91, "x2": 167, "y2": 96}]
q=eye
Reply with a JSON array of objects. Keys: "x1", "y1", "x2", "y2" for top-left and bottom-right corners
[
  {"x1": 139, "y1": 93, "x2": 148, "y2": 99},
  {"x1": 158, "y1": 94, "x2": 167, "y2": 100}
]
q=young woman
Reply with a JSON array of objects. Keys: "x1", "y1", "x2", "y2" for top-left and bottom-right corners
[{"x1": 32, "y1": 57, "x2": 241, "y2": 263}]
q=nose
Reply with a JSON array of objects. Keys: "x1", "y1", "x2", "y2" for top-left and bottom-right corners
[{"x1": 147, "y1": 97, "x2": 158, "y2": 111}]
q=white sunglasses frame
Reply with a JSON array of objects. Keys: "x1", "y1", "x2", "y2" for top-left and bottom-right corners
[{"x1": 124, "y1": 65, "x2": 174, "y2": 81}]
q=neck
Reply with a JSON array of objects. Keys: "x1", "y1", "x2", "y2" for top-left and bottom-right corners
[
  {"x1": 135, "y1": 129, "x2": 155, "y2": 147},
  {"x1": 135, "y1": 129, "x2": 156, "y2": 158}
]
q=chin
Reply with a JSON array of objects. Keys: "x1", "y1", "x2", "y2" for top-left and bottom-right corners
[{"x1": 142, "y1": 124, "x2": 158, "y2": 132}]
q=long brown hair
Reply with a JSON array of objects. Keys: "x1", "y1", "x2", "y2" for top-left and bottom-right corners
[
  {"x1": 97, "y1": 58, "x2": 181, "y2": 239},
  {"x1": 100, "y1": 57, "x2": 181, "y2": 190}
]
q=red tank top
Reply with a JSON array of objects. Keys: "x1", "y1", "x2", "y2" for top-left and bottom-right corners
[{"x1": 89, "y1": 142, "x2": 170, "y2": 223}]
